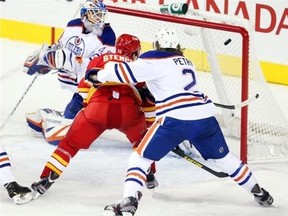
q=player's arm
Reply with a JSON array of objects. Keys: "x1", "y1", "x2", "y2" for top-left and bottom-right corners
[
  {"x1": 83, "y1": 55, "x2": 104, "y2": 87},
  {"x1": 97, "y1": 58, "x2": 159, "y2": 84}
]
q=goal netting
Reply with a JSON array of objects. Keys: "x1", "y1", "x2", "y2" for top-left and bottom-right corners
[{"x1": 105, "y1": 2, "x2": 288, "y2": 163}]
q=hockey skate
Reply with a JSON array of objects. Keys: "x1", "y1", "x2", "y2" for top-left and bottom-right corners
[
  {"x1": 31, "y1": 171, "x2": 59, "y2": 199},
  {"x1": 4, "y1": 181, "x2": 33, "y2": 204},
  {"x1": 103, "y1": 191, "x2": 142, "y2": 216},
  {"x1": 145, "y1": 170, "x2": 159, "y2": 189},
  {"x1": 251, "y1": 184, "x2": 274, "y2": 206}
]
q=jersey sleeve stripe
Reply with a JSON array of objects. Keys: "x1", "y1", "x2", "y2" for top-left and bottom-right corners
[
  {"x1": 115, "y1": 64, "x2": 124, "y2": 83},
  {"x1": 114, "y1": 63, "x2": 138, "y2": 83},
  {"x1": 119, "y1": 63, "x2": 131, "y2": 83},
  {"x1": 122, "y1": 62, "x2": 137, "y2": 83}
]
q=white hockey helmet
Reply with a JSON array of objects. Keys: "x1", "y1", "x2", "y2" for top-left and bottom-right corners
[
  {"x1": 153, "y1": 28, "x2": 179, "y2": 49},
  {"x1": 80, "y1": 0, "x2": 107, "y2": 34}
]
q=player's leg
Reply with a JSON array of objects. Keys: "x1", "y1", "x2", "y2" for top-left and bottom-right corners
[
  {"x1": 214, "y1": 152, "x2": 274, "y2": 206},
  {"x1": 104, "y1": 117, "x2": 184, "y2": 215},
  {"x1": 31, "y1": 106, "x2": 106, "y2": 199},
  {"x1": 0, "y1": 146, "x2": 33, "y2": 204},
  {"x1": 190, "y1": 116, "x2": 274, "y2": 206},
  {"x1": 63, "y1": 92, "x2": 84, "y2": 119},
  {"x1": 119, "y1": 103, "x2": 158, "y2": 189}
]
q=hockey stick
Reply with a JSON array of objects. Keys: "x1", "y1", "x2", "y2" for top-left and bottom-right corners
[
  {"x1": 171, "y1": 148, "x2": 229, "y2": 178},
  {"x1": 0, "y1": 75, "x2": 38, "y2": 130},
  {"x1": 214, "y1": 94, "x2": 259, "y2": 110}
]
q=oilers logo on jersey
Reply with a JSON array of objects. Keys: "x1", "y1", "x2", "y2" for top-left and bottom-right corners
[{"x1": 65, "y1": 36, "x2": 85, "y2": 56}]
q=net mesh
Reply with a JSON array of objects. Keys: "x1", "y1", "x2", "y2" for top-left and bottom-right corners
[{"x1": 106, "y1": 2, "x2": 288, "y2": 163}]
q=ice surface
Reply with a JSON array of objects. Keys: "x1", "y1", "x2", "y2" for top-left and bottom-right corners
[
  {"x1": 1, "y1": 0, "x2": 288, "y2": 215},
  {"x1": 1, "y1": 38, "x2": 288, "y2": 216}
]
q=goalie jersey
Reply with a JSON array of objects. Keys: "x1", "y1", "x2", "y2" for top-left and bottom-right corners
[{"x1": 57, "y1": 18, "x2": 116, "y2": 92}]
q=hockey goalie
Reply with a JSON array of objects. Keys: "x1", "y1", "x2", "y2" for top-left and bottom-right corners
[{"x1": 23, "y1": 0, "x2": 116, "y2": 145}]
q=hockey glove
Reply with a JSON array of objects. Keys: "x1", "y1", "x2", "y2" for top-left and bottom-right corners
[
  {"x1": 175, "y1": 140, "x2": 202, "y2": 158},
  {"x1": 23, "y1": 44, "x2": 51, "y2": 75},
  {"x1": 85, "y1": 68, "x2": 101, "y2": 85},
  {"x1": 137, "y1": 85, "x2": 155, "y2": 104},
  {"x1": 43, "y1": 48, "x2": 78, "y2": 72}
]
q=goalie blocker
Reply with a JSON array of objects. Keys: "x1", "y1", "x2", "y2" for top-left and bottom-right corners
[{"x1": 26, "y1": 108, "x2": 72, "y2": 145}]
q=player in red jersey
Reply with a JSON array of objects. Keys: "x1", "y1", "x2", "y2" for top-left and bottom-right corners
[{"x1": 30, "y1": 34, "x2": 158, "y2": 200}]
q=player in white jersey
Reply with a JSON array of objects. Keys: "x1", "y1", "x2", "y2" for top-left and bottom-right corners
[
  {"x1": 23, "y1": 0, "x2": 116, "y2": 145},
  {"x1": 53, "y1": 0, "x2": 116, "y2": 95},
  {"x1": 0, "y1": 144, "x2": 33, "y2": 204},
  {"x1": 92, "y1": 28, "x2": 274, "y2": 216}
]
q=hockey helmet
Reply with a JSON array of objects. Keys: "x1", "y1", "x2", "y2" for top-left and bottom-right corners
[
  {"x1": 80, "y1": 0, "x2": 107, "y2": 34},
  {"x1": 115, "y1": 34, "x2": 141, "y2": 60},
  {"x1": 153, "y1": 28, "x2": 179, "y2": 49}
]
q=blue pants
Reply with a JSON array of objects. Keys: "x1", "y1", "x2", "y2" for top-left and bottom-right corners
[
  {"x1": 140, "y1": 116, "x2": 229, "y2": 161},
  {"x1": 63, "y1": 93, "x2": 84, "y2": 119}
]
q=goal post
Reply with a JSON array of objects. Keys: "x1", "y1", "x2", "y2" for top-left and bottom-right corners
[{"x1": 105, "y1": 3, "x2": 288, "y2": 163}]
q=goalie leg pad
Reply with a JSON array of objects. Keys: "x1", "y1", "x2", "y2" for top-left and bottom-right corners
[
  {"x1": 40, "y1": 109, "x2": 73, "y2": 145},
  {"x1": 26, "y1": 110, "x2": 44, "y2": 137}
]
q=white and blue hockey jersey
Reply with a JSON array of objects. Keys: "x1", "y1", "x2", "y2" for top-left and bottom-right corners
[
  {"x1": 98, "y1": 50, "x2": 215, "y2": 120},
  {"x1": 57, "y1": 18, "x2": 116, "y2": 92}
]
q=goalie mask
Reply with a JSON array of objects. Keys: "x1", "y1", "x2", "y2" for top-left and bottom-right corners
[
  {"x1": 115, "y1": 34, "x2": 141, "y2": 61},
  {"x1": 80, "y1": 0, "x2": 107, "y2": 35},
  {"x1": 153, "y1": 28, "x2": 180, "y2": 49}
]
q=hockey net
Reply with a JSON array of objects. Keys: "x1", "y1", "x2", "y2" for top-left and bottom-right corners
[{"x1": 105, "y1": 3, "x2": 288, "y2": 163}]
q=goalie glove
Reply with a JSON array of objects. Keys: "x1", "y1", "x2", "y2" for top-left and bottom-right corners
[
  {"x1": 175, "y1": 140, "x2": 202, "y2": 158},
  {"x1": 43, "y1": 48, "x2": 82, "y2": 72},
  {"x1": 23, "y1": 43, "x2": 51, "y2": 75}
]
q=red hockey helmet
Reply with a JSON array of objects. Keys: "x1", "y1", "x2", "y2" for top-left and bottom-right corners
[{"x1": 115, "y1": 34, "x2": 141, "y2": 60}]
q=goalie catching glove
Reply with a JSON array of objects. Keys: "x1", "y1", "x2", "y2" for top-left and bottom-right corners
[
  {"x1": 174, "y1": 140, "x2": 202, "y2": 158},
  {"x1": 23, "y1": 44, "x2": 51, "y2": 75}
]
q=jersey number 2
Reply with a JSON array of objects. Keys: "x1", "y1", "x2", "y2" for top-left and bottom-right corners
[{"x1": 182, "y1": 69, "x2": 196, "y2": 90}]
